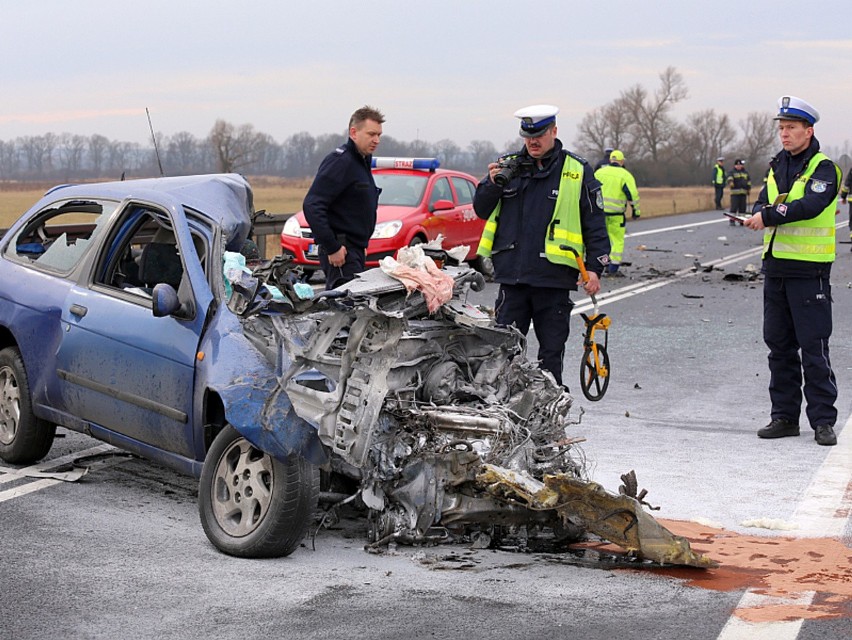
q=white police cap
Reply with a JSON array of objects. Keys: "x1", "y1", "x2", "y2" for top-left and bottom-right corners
[
  {"x1": 514, "y1": 104, "x2": 559, "y2": 138},
  {"x1": 774, "y1": 96, "x2": 819, "y2": 125}
]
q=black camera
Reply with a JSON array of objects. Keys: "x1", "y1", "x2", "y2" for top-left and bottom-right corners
[{"x1": 493, "y1": 155, "x2": 533, "y2": 187}]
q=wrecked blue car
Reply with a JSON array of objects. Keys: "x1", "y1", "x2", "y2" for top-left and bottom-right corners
[{"x1": 0, "y1": 174, "x2": 713, "y2": 567}]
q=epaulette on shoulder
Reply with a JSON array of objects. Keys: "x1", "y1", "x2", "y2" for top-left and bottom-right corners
[
  {"x1": 334, "y1": 146, "x2": 346, "y2": 155},
  {"x1": 565, "y1": 149, "x2": 589, "y2": 164}
]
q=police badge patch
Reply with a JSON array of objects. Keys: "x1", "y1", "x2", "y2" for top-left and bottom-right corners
[
  {"x1": 777, "y1": 204, "x2": 788, "y2": 216},
  {"x1": 810, "y1": 179, "x2": 827, "y2": 193},
  {"x1": 596, "y1": 191, "x2": 604, "y2": 210}
]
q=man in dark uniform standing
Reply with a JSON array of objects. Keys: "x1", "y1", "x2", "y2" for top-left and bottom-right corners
[
  {"x1": 303, "y1": 106, "x2": 384, "y2": 289},
  {"x1": 726, "y1": 158, "x2": 751, "y2": 226},
  {"x1": 473, "y1": 104, "x2": 610, "y2": 386},
  {"x1": 744, "y1": 96, "x2": 841, "y2": 446}
]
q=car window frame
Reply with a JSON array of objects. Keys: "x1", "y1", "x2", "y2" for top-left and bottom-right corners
[{"x1": 2, "y1": 198, "x2": 119, "y2": 276}]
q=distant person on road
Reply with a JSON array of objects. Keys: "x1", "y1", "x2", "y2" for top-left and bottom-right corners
[
  {"x1": 473, "y1": 104, "x2": 610, "y2": 386},
  {"x1": 303, "y1": 105, "x2": 385, "y2": 289},
  {"x1": 593, "y1": 147, "x2": 614, "y2": 172},
  {"x1": 743, "y1": 96, "x2": 841, "y2": 447},
  {"x1": 711, "y1": 157, "x2": 726, "y2": 210},
  {"x1": 726, "y1": 159, "x2": 751, "y2": 226},
  {"x1": 840, "y1": 167, "x2": 852, "y2": 246},
  {"x1": 594, "y1": 150, "x2": 640, "y2": 275}
]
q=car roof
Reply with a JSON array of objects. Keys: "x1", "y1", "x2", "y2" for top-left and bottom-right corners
[{"x1": 41, "y1": 173, "x2": 254, "y2": 247}]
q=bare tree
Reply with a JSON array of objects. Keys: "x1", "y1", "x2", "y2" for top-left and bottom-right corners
[
  {"x1": 18, "y1": 134, "x2": 57, "y2": 178},
  {"x1": 208, "y1": 120, "x2": 264, "y2": 173},
  {"x1": 434, "y1": 138, "x2": 461, "y2": 168},
  {"x1": 738, "y1": 112, "x2": 776, "y2": 167},
  {"x1": 57, "y1": 133, "x2": 87, "y2": 179},
  {"x1": 620, "y1": 66, "x2": 688, "y2": 162},
  {"x1": 0, "y1": 140, "x2": 18, "y2": 179},
  {"x1": 88, "y1": 134, "x2": 110, "y2": 177},
  {"x1": 468, "y1": 140, "x2": 497, "y2": 174},
  {"x1": 282, "y1": 131, "x2": 316, "y2": 177},
  {"x1": 574, "y1": 106, "x2": 611, "y2": 158},
  {"x1": 165, "y1": 131, "x2": 201, "y2": 175}
]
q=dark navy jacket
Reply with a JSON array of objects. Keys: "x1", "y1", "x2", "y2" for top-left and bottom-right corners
[
  {"x1": 303, "y1": 137, "x2": 379, "y2": 253},
  {"x1": 473, "y1": 139, "x2": 610, "y2": 290},
  {"x1": 752, "y1": 136, "x2": 839, "y2": 277}
]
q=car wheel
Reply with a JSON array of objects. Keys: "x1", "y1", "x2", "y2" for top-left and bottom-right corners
[
  {"x1": 408, "y1": 235, "x2": 425, "y2": 247},
  {"x1": 0, "y1": 347, "x2": 56, "y2": 464},
  {"x1": 198, "y1": 426, "x2": 319, "y2": 558}
]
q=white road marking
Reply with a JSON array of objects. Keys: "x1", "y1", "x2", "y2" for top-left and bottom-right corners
[
  {"x1": 0, "y1": 443, "x2": 122, "y2": 502},
  {"x1": 568, "y1": 214, "x2": 852, "y2": 637},
  {"x1": 714, "y1": 336, "x2": 852, "y2": 639}
]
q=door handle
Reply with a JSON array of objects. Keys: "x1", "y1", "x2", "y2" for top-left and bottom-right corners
[{"x1": 69, "y1": 304, "x2": 88, "y2": 318}]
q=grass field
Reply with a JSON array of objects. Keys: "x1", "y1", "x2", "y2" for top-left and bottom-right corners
[
  {"x1": 0, "y1": 178, "x2": 718, "y2": 259},
  {"x1": 0, "y1": 177, "x2": 716, "y2": 226}
]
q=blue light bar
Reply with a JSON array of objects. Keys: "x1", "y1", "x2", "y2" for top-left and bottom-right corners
[{"x1": 371, "y1": 157, "x2": 440, "y2": 171}]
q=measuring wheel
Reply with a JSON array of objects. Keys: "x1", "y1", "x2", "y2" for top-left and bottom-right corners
[{"x1": 580, "y1": 342, "x2": 610, "y2": 401}]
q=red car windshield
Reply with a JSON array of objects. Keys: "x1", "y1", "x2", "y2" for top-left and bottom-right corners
[{"x1": 374, "y1": 174, "x2": 429, "y2": 207}]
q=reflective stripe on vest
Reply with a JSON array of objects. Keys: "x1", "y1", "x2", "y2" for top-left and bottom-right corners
[
  {"x1": 476, "y1": 155, "x2": 585, "y2": 266},
  {"x1": 595, "y1": 164, "x2": 639, "y2": 215},
  {"x1": 764, "y1": 152, "x2": 839, "y2": 263}
]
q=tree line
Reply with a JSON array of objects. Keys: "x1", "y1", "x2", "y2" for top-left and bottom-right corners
[{"x1": 1, "y1": 67, "x2": 848, "y2": 187}]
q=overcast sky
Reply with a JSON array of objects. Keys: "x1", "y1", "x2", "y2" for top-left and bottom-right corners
[{"x1": 2, "y1": 0, "x2": 851, "y2": 155}]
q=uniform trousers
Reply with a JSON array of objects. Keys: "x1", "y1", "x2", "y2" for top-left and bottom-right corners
[
  {"x1": 763, "y1": 274, "x2": 837, "y2": 428},
  {"x1": 495, "y1": 283, "x2": 574, "y2": 386},
  {"x1": 319, "y1": 245, "x2": 366, "y2": 290}
]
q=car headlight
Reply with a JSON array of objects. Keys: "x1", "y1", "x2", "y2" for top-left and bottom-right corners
[
  {"x1": 282, "y1": 216, "x2": 304, "y2": 238},
  {"x1": 372, "y1": 220, "x2": 403, "y2": 239}
]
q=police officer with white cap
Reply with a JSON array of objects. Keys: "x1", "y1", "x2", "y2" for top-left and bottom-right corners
[
  {"x1": 473, "y1": 105, "x2": 610, "y2": 386},
  {"x1": 743, "y1": 96, "x2": 842, "y2": 446}
]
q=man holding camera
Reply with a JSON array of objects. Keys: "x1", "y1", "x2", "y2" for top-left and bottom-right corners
[{"x1": 473, "y1": 105, "x2": 610, "y2": 386}]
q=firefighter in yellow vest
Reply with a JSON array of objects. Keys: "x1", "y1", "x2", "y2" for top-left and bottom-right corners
[
  {"x1": 594, "y1": 150, "x2": 640, "y2": 275},
  {"x1": 743, "y1": 96, "x2": 841, "y2": 446},
  {"x1": 473, "y1": 104, "x2": 610, "y2": 386}
]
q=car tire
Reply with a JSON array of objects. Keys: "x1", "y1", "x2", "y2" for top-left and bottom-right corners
[
  {"x1": 0, "y1": 346, "x2": 56, "y2": 464},
  {"x1": 198, "y1": 426, "x2": 319, "y2": 558}
]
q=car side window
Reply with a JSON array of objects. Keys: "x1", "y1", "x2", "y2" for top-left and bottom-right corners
[
  {"x1": 428, "y1": 177, "x2": 453, "y2": 207},
  {"x1": 4, "y1": 199, "x2": 117, "y2": 273},
  {"x1": 93, "y1": 207, "x2": 205, "y2": 298},
  {"x1": 450, "y1": 177, "x2": 475, "y2": 205}
]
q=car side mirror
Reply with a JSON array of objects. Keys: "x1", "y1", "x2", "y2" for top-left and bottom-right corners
[
  {"x1": 152, "y1": 283, "x2": 181, "y2": 317},
  {"x1": 430, "y1": 199, "x2": 455, "y2": 212}
]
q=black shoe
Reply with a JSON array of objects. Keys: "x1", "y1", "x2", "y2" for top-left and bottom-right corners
[
  {"x1": 757, "y1": 419, "x2": 800, "y2": 439},
  {"x1": 814, "y1": 425, "x2": 837, "y2": 446}
]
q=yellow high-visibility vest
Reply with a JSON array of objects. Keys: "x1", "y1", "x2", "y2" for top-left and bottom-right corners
[
  {"x1": 477, "y1": 154, "x2": 585, "y2": 266},
  {"x1": 764, "y1": 152, "x2": 840, "y2": 262}
]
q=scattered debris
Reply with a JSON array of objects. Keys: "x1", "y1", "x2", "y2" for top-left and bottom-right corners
[
  {"x1": 682, "y1": 292, "x2": 704, "y2": 299},
  {"x1": 740, "y1": 518, "x2": 799, "y2": 531}
]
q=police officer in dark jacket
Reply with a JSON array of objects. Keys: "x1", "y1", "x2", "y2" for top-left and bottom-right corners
[
  {"x1": 473, "y1": 105, "x2": 610, "y2": 386},
  {"x1": 744, "y1": 96, "x2": 841, "y2": 446},
  {"x1": 303, "y1": 106, "x2": 384, "y2": 289}
]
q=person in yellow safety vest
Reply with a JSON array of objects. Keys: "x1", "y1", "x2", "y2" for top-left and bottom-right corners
[
  {"x1": 743, "y1": 95, "x2": 841, "y2": 447},
  {"x1": 594, "y1": 149, "x2": 640, "y2": 275},
  {"x1": 711, "y1": 157, "x2": 726, "y2": 209}
]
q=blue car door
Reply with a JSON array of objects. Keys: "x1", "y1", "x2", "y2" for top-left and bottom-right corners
[{"x1": 54, "y1": 201, "x2": 212, "y2": 459}]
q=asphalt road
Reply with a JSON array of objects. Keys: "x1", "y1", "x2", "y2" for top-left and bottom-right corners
[{"x1": 2, "y1": 209, "x2": 851, "y2": 640}]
